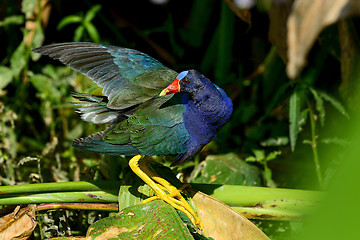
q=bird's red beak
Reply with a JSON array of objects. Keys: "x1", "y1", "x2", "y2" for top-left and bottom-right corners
[{"x1": 159, "y1": 78, "x2": 180, "y2": 96}]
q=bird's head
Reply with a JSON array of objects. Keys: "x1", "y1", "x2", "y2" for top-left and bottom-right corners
[{"x1": 159, "y1": 70, "x2": 211, "y2": 97}]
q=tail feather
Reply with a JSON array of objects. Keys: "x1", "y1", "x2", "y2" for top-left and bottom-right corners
[
  {"x1": 72, "y1": 130, "x2": 140, "y2": 156},
  {"x1": 71, "y1": 93, "x2": 122, "y2": 124}
]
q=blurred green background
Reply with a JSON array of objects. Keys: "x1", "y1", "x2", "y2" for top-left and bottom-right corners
[{"x1": 1, "y1": 0, "x2": 359, "y2": 239}]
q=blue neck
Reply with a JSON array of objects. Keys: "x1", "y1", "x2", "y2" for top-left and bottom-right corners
[{"x1": 182, "y1": 85, "x2": 233, "y2": 145}]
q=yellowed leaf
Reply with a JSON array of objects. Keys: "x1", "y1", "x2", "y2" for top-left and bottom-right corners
[
  {"x1": 191, "y1": 191, "x2": 269, "y2": 240},
  {"x1": 287, "y1": 0, "x2": 360, "y2": 79},
  {"x1": 0, "y1": 205, "x2": 37, "y2": 240}
]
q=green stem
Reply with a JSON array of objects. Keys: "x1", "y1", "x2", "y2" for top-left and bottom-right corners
[
  {"x1": 0, "y1": 181, "x2": 120, "y2": 195},
  {"x1": 308, "y1": 103, "x2": 323, "y2": 187},
  {"x1": 36, "y1": 202, "x2": 118, "y2": 212},
  {"x1": 0, "y1": 191, "x2": 118, "y2": 205},
  {"x1": 192, "y1": 184, "x2": 322, "y2": 207}
]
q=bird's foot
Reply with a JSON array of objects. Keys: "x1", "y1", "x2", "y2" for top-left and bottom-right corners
[{"x1": 129, "y1": 155, "x2": 203, "y2": 229}]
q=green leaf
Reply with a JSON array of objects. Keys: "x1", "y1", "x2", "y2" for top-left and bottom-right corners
[
  {"x1": 84, "y1": 4, "x2": 102, "y2": 22},
  {"x1": 310, "y1": 88, "x2": 325, "y2": 126},
  {"x1": 320, "y1": 137, "x2": 350, "y2": 147},
  {"x1": 21, "y1": 0, "x2": 37, "y2": 18},
  {"x1": 265, "y1": 150, "x2": 281, "y2": 161},
  {"x1": 319, "y1": 91, "x2": 349, "y2": 119},
  {"x1": 299, "y1": 108, "x2": 309, "y2": 129},
  {"x1": 303, "y1": 139, "x2": 312, "y2": 145},
  {"x1": 84, "y1": 22, "x2": 100, "y2": 43},
  {"x1": 29, "y1": 74, "x2": 61, "y2": 102},
  {"x1": 260, "y1": 137, "x2": 289, "y2": 147},
  {"x1": 10, "y1": 41, "x2": 26, "y2": 77},
  {"x1": 192, "y1": 153, "x2": 262, "y2": 186},
  {"x1": 87, "y1": 200, "x2": 194, "y2": 240},
  {"x1": 289, "y1": 89, "x2": 302, "y2": 151},
  {"x1": 180, "y1": 0, "x2": 216, "y2": 48},
  {"x1": 57, "y1": 15, "x2": 82, "y2": 30},
  {"x1": 0, "y1": 15, "x2": 24, "y2": 27},
  {"x1": 263, "y1": 165, "x2": 276, "y2": 188},
  {"x1": 215, "y1": 2, "x2": 235, "y2": 81},
  {"x1": 74, "y1": 25, "x2": 85, "y2": 42},
  {"x1": 252, "y1": 149, "x2": 265, "y2": 161},
  {"x1": 0, "y1": 66, "x2": 13, "y2": 89},
  {"x1": 245, "y1": 156, "x2": 257, "y2": 162},
  {"x1": 31, "y1": 25, "x2": 45, "y2": 61}
]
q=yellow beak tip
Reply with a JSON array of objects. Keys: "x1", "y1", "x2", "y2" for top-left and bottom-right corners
[{"x1": 159, "y1": 89, "x2": 169, "y2": 96}]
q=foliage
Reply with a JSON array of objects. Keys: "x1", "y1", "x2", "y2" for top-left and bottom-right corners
[
  {"x1": 57, "y1": 4, "x2": 102, "y2": 42},
  {"x1": 0, "y1": 0, "x2": 359, "y2": 239}
]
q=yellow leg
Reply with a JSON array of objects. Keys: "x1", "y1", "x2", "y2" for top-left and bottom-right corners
[{"x1": 129, "y1": 155, "x2": 203, "y2": 228}]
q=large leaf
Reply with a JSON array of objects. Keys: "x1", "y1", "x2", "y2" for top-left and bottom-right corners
[
  {"x1": 191, "y1": 191, "x2": 269, "y2": 240},
  {"x1": 87, "y1": 200, "x2": 194, "y2": 240}
]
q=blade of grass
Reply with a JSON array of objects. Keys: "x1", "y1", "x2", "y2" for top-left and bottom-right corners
[{"x1": 289, "y1": 88, "x2": 302, "y2": 151}]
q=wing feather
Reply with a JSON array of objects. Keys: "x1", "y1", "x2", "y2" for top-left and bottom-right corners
[{"x1": 33, "y1": 42, "x2": 178, "y2": 110}]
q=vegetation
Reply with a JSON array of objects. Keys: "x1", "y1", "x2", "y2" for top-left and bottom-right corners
[{"x1": 1, "y1": 0, "x2": 359, "y2": 239}]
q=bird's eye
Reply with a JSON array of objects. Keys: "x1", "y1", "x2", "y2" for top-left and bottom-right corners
[{"x1": 183, "y1": 79, "x2": 190, "y2": 84}]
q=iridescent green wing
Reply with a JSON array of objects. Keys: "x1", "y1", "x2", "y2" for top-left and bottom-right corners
[{"x1": 33, "y1": 42, "x2": 178, "y2": 110}]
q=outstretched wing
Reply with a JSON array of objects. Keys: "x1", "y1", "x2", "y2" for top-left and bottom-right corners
[{"x1": 33, "y1": 42, "x2": 178, "y2": 110}]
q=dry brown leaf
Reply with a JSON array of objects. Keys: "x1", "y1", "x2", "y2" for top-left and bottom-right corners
[
  {"x1": 287, "y1": 0, "x2": 360, "y2": 79},
  {"x1": 191, "y1": 191, "x2": 269, "y2": 240},
  {"x1": 268, "y1": 0, "x2": 294, "y2": 62},
  {"x1": 0, "y1": 205, "x2": 37, "y2": 240}
]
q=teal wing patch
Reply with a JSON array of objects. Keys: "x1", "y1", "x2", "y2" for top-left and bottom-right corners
[{"x1": 103, "y1": 94, "x2": 189, "y2": 156}]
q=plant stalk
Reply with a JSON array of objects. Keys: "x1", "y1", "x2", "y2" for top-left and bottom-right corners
[{"x1": 308, "y1": 104, "x2": 323, "y2": 187}]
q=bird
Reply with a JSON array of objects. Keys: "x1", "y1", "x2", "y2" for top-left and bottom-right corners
[{"x1": 33, "y1": 42, "x2": 233, "y2": 227}]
